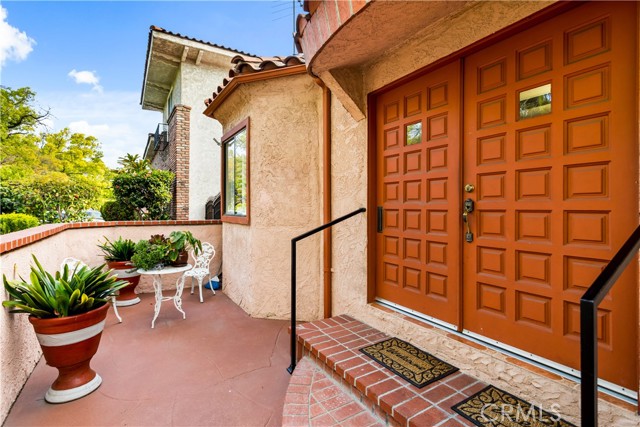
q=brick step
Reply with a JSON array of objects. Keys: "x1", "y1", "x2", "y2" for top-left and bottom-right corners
[
  {"x1": 282, "y1": 356, "x2": 384, "y2": 426},
  {"x1": 291, "y1": 315, "x2": 486, "y2": 427}
]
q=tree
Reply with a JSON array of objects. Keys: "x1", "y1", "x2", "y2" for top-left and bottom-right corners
[
  {"x1": 0, "y1": 86, "x2": 50, "y2": 140},
  {"x1": 0, "y1": 86, "x2": 112, "y2": 224}
]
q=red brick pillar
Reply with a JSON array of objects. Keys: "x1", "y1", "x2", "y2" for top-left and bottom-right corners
[{"x1": 168, "y1": 104, "x2": 191, "y2": 220}]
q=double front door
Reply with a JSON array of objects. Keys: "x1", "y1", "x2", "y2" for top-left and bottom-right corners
[{"x1": 375, "y1": 2, "x2": 637, "y2": 390}]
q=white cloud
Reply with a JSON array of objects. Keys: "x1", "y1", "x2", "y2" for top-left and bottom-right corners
[
  {"x1": 68, "y1": 69, "x2": 103, "y2": 93},
  {"x1": 0, "y1": 6, "x2": 35, "y2": 68},
  {"x1": 39, "y1": 90, "x2": 160, "y2": 169}
]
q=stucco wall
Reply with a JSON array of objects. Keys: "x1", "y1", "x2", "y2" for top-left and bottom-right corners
[
  {"x1": 326, "y1": 2, "x2": 639, "y2": 425},
  {"x1": 180, "y1": 62, "x2": 227, "y2": 220},
  {"x1": 0, "y1": 223, "x2": 221, "y2": 423},
  {"x1": 213, "y1": 74, "x2": 324, "y2": 321}
]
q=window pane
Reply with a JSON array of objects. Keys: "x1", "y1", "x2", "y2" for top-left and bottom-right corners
[
  {"x1": 519, "y1": 84, "x2": 551, "y2": 119},
  {"x1": 225, "y1": 139, "x2": 235, "y2": 214},
  {"x1": 406, "y1": 122, "x2": 422, "y2": 145},
  {"x1": 234, "y1": 129, "x2": 247, "y2": 215}
]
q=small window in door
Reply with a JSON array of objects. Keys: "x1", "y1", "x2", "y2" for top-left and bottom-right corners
[
  {"x1": 518, "y1": 83, "x2": 551, "y2": 120},
  {"x1": 406, "y1": 122, "x2": 422, "y2": 145}
]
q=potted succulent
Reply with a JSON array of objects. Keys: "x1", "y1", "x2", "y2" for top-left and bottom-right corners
[
  {"x1": 167, "y1": 231, "x2": 202, "y2": 266},
  {"x1": 2, "y1": 255, "x2": 127, "y2": 403},
  {"x1": 131, "y1": 234, "x2": 170, "y2": 271},
  {"x1": 97, "y1": 237, "x2": 141, "y2": 305}
]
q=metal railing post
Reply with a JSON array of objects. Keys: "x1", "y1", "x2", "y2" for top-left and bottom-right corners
[{"x1": 287, "y1": 207, "x2": 366, "y2": 374}]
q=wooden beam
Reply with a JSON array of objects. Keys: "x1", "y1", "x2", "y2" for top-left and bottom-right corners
[
  {"x1": 181, "y1": 46, "x2": 189, "y2": 62},
  {"x1": 195, "y1": 49, "x2": 204, "y2": 65}
]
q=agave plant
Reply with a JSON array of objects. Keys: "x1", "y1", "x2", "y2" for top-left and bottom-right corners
[
  {"x1": 2, "y1": 255, "x2": 128, "y2": 318},
  {"x1": 97, "y1": 237, "x2": 136, "y2": 262}
]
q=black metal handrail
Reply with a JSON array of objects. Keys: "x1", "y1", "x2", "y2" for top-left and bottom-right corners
[
  {"x1": 287, "y1": 207, "x2": 366, "y2": 374},
  {"x1": 581, "y1": 224, "x2": 640, "y2": 427}
]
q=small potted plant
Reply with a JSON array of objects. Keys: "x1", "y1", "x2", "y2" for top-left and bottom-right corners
[
  {"x1": 167, "y1": 231, "x2": 202, "y2": 266},
  {"x1": 97, "y1": 237, "x2": 141, "y2": 306},
  {"x1": 2, "y1": 255, "x2": 127, "y2": 403},
  {"x1": 131, "y1": 234, "x2": 170, "y2": 271}
]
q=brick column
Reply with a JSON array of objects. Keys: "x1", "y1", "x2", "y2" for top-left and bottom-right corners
[{"x1": 168, "y1": 104, "x2": 191, "y2": 220}]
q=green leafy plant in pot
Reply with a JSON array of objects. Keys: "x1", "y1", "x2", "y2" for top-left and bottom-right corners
[
  {"x1": 97, "y1": 237, "x2": 142, "y2": 306},
  {"x1": 131, "y1": 234, "x2": 170, "y2": 271},
  {"x1": 167, "y1": 231, "x2": 202, "y2": 266},
  {"x1": 2, "y1": 255, "x2": 128, "y2": 403}
]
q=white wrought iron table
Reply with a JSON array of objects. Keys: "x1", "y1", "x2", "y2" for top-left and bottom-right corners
[{"x1": 137, "y1": 264, "x2": 192, "y2": 328}]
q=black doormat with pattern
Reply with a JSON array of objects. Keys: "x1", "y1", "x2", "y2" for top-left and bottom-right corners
[
  {"x1": 452, "y1": 385, "x2": 577, "y2": 427},
  {"x1": 359, "y1": 337, "x2": 458, "y2": 388}
]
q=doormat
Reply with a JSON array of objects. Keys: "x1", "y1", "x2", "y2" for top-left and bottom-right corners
[
  {"x1": 452, "y1": 385, "x2": 577, "y2": 427},
  {"x1": 359, "y1": 337, "x2": 458, "y2": 388}
]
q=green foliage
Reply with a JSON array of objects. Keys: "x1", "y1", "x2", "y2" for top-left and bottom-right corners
[
  {"x1": 0, "y1": 86, "x2": 50, "y2": 142},
  {"x1": 112, "y1": 170, "x2": 174, "y2": 220},
  {"x1": 117, "y1": 154, "x2": 151, "y2": 174},
  {"x1": 167, "y1": 230, "x2": 202, "y2": 261},
  {"x1": 97, "y1": 237, "x2": 136, "y2": 262},
  {"x1": 0, "y1": 213, "x2": 40, "y2": 234},
  {"x1": 5, "y1": 174, "x2": 100, "y2": 223},
  {"x1": 100, "y1": 200, "x2": 134, "y2": 221},
  {"x1": 2, "y1": 255, "x2": 128, "y2": 318},
  {"x1": 131, "y1": 239, "x2": 169, "y2": 271},
  {"x1": 1, "y1": 87, "x2": 113, "y2": 223}
]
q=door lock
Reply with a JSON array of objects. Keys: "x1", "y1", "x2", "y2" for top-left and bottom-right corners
[{"x1": 464, "y1": 184, "x2": 475, "y2": 193}]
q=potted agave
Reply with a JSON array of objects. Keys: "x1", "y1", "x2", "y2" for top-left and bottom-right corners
[
  {"x1": 2, "y1": 256, "x2": 127, "y2": 403},
  {"x1": 97, "y1": 237, "x2": 141, "y2": 306}
]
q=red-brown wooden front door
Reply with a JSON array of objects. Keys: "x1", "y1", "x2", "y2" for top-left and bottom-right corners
[
  {"x1": 375, "y1": 1, "x2": 638, "y2": 390},
  {"x1": 376, "y1": 60, "x2": 461, "y2": 326}
]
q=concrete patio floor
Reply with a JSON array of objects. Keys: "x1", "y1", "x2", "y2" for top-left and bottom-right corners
[{"x1": 4, "y1": 291, "x2": 291, "y2": 426}]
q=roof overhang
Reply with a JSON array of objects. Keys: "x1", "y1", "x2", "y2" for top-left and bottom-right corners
[{"x1": 140, "y1": 28, "x2": 250, "y2": 112}]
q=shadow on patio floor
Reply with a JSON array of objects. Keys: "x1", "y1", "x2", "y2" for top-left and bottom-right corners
[{"x1": 4, "y1": 291, "x2": 291, "y2": 426}]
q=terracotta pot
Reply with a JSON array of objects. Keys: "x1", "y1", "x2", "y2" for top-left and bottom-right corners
[
  {"x1": 170, "y1": 250, "x2": 189, "y2": 267},
  {"x1": 29, "y1": 303, "x2": 110, "y2": 403},
  {"x1": 107, "y1": 261, "x2": 141, "y2": 306}
]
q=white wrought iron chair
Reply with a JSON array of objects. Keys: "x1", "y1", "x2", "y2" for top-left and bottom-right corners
[
  {"x1": 183, "y1": 242, "x2": 217, "y2": 303},
  {"x1": 60, "y1": 257, "x2": 122, "y2": 323}
]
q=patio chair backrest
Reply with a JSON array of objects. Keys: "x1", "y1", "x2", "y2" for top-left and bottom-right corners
[
  {"x1": 191, "y1": 242, "x2": 215, "y2": 271},
  {"x1": 60, "y1": 257, "x2": 87, "y2": 274}
]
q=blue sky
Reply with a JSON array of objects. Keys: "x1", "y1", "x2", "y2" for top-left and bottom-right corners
[{"x1": 1, "y1": 1, "x2": 302, "y2": 167}]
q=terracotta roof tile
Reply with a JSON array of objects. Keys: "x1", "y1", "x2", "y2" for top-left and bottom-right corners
[{"x1": 204, "y1": 54, "x2": 306, "y2": 107}]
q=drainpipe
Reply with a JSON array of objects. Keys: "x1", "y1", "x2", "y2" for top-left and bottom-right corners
[{"x1": 315, "y1": 78, "x2": 332, "y2": 319}]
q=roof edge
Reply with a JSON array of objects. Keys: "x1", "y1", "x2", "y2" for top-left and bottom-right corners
[{"x1": 203, "y1": 64, "x2": 308, "y2": 118}]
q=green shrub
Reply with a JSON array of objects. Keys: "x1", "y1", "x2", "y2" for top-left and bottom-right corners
[
  {"x1": 100, "y1": 200, "x2": 134, "y2": 221},
  {"x1": 112, "y1": 170, "x2": 173, "y2": 220},
  {"x1": 0, "y1": 213, "x2": 39, "y2": 234},
  {"x1": 131, "y1": 239, "x2": 168, "y2": 270}
]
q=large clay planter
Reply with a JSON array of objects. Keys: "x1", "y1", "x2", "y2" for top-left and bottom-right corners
[
  {"x1": 29, "y1": 303, "x2": 109, "y2": 403},
  {"x1": 107, "y1": 261, "x2": 141, "y2": 306}
]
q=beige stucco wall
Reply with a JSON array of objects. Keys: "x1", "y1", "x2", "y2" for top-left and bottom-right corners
[
  {"x1": 212, "y1": 74, "x2": 324, "y2": 321},
  {"x1": 0, "y1": 223, "x2": 221, "y2": 423},
  {"x1": 180, "y1": 62, "x2": 228, "y2": 220},
  {"x1": 326, "y1": 2, "x2": 639, "y2": 425}
]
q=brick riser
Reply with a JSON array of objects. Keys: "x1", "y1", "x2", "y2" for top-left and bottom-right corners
[{"x1": 293, "y1": 315, "x2": 486, "y2": 427}]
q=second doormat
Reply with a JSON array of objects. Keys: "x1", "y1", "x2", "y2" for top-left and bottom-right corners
[
  {"x1": 452, "y1": 385, "x2": 577, "y2": 427},
  {"x1": 359, "y1": 337, "x2": 458, "y2": 388}
]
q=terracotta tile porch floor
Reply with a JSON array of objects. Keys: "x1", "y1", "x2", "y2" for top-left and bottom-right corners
[{"x1": 4, "y1": 292, "x2": 291, "y2": 426}]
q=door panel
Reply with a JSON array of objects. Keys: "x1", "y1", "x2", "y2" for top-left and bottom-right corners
[
  {"x1": 376, "y1": 61, "x2": 461, "y2": 326},
  {"x1": 462, "y1": 1, "x2": 637, "y2": 389}
]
